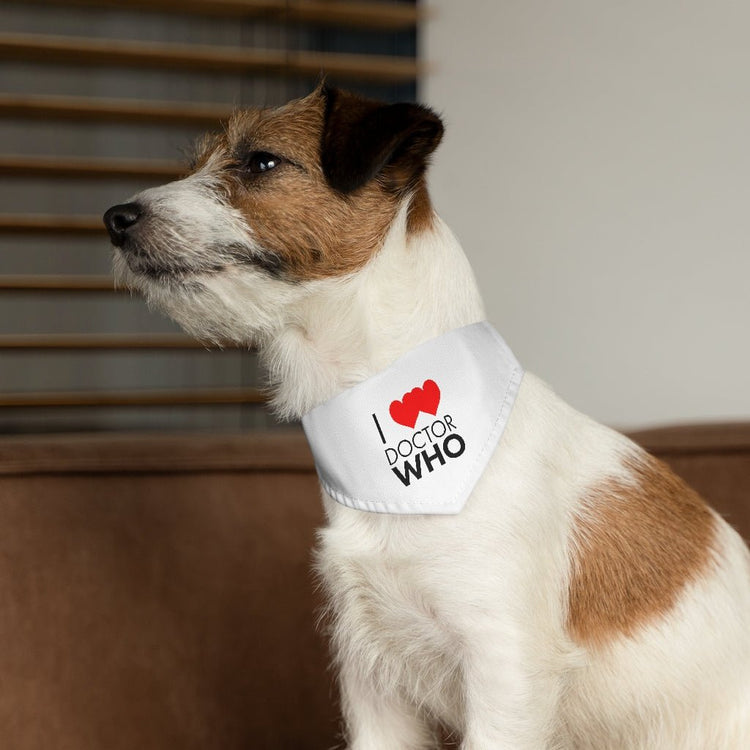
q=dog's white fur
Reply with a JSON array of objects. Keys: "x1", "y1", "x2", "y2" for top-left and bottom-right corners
[{"x1": 110, "y1": 92, "x2": 750, "y2": 749}]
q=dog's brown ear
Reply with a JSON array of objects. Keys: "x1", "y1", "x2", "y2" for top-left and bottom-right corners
[{"x1": 321, "y1": 86, "x2": 444, "y2": 194}]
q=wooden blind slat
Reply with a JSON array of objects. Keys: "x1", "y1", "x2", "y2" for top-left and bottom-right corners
[
  {"x1": 0, "y1": 215, "x2": 104, "y2": 235},
  {"x1": 280, "y1": 0, "x2": 420, "y2": 30},
  {"x1": 19, "y1": 0, "x2": 420, "y2": 30},
  {"x1": 0, "y1": 275, "x2": 116, "y2": 292},
  {"x1": 0, "y1": 155, "x2": 184, "y2": 181},
  {"x1": 0, "y1": 94, "x2": 234, "y2": 127},
  {"x1": 0, "y1": 387, "x2": 265, "y2": 408},
  {"x1": 0, "y1": 33, "x2": 421, "y2": 84},
  {"x1": 0, "y1": 334, "x2": 217, "y2": 350}
]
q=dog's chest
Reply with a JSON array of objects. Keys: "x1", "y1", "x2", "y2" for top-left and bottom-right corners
[{"x1": 317, "y1": 521, "x2": 464, "y2": 723}]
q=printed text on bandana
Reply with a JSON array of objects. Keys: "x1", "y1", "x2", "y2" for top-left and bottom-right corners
[{"x1": 372, "y1": 379, "x2": 466, "y2": 487}]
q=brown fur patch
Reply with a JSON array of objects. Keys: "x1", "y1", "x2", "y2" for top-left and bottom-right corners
[
  {"x1": 229, "y1": 92, "x2": 400, "y2": 280},
  {"x1": 406, "y1": 177, "x2": 436, "y2": 234},
  {"x1": 191, "y1": 89, "x2": 438, "y2": 280},
  {"x1": 568, "y1": 452, "x2": 717, "y2": 647}
]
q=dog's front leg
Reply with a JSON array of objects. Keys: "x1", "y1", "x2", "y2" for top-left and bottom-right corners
[
  {"x1": 339, "y1": 660, "x2": 437, "y2": 750},
  {"x1": 458, "y1": 630, "x2": 562, "y2": 750}
]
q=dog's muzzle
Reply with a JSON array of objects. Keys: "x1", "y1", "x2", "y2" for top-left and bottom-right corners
[{"x1": 103, "y1": 202, "x2": 142, "y2": 247}]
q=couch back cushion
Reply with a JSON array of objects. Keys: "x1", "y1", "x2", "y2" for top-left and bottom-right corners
[{"x1": 0, "y1": 432, "x2": 338, "y2": 750}]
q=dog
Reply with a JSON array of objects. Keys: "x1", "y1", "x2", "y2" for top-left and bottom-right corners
[{"x1": 104, "y1": 85, "x2": 750, "y2": 749}]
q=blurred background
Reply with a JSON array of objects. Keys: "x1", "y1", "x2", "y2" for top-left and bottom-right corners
[
  {"x1": 2, "y1": 0, "x2": 749, "y2": 434},
  {"x1": 424, "y1": 0, "x2": 750, "y2": 429},
  {"x1": 0, "y1": 0, "x2": 417, "y2": 434}
]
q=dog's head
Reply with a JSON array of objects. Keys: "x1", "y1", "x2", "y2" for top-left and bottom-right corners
[{"x1": 104, "y1": 86, "x2": 443, "y2": 345}]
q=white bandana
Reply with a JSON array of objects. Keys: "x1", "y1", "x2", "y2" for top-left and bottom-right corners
[{"x1": 301, "y1": 322, "x2": 524, "y2": 515}]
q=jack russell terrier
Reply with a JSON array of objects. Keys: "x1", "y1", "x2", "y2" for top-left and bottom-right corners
[{"x1": 104, "y1": 85, "x2": 750, "y2": 749}]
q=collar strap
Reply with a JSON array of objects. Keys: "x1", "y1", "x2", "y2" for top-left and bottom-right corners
[{"x1": 302, "y1": 322, "x2": 523, "y2": 515}]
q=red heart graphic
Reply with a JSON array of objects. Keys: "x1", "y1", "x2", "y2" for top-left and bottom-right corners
[{"x1": 389, "y1": 379, "x2": 441, "y2": 429}]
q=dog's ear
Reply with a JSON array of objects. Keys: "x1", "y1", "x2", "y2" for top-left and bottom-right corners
[{"x1": 320, "y1": 85, "x2": 444, "y2": 194}]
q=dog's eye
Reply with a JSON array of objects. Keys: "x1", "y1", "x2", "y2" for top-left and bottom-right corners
[{"x1": 245, "y1": 151, "x2": 283, "y2": 174}]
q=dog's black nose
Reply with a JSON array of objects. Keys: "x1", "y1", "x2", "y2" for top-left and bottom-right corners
[{"x1": 103, "y1": 202, "x2": 142, "y2": 246}]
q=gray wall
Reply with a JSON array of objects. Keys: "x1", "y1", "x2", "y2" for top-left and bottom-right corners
[{"x1": 423, "y1": 0, "x2": 750, "y2": 429}]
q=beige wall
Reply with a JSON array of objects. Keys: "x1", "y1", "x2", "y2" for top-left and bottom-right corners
[{"x1": 422, "y1": 0, "x2": 750, "y2": 428}]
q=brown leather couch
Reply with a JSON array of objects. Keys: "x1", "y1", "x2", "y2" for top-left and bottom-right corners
[{"x1": 0, "y1": 425, "x2": 748, "y2": 749}]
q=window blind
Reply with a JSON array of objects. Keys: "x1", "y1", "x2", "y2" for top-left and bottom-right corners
[{"x1": 0, "y1": 0, "x2": 420, "y2": 433}]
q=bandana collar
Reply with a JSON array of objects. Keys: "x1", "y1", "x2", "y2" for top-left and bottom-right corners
[{"x1": 301, "y1": 322, "x2": 524, "y2": 515}]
